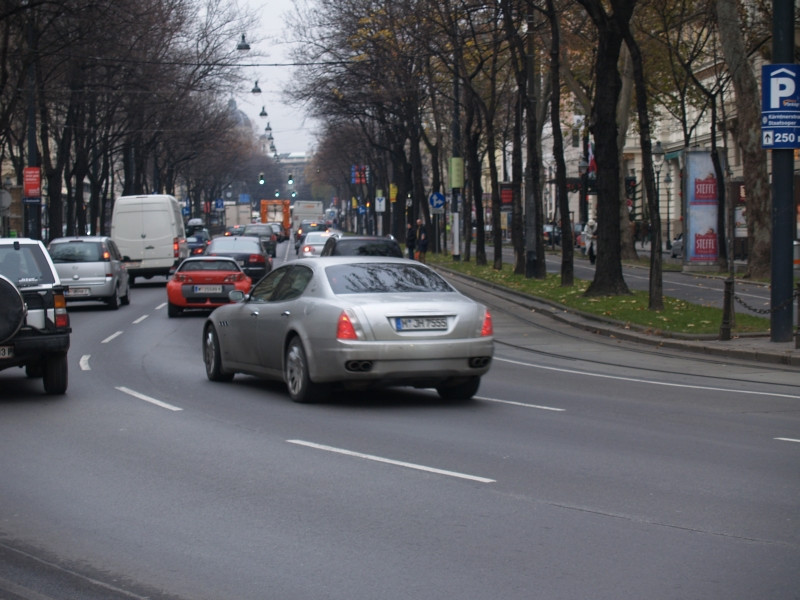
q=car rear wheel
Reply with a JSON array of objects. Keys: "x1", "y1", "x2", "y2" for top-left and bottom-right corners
[
  {"x1": 42, "y1": 353, "x2": 68, "y2": 395},
  {"x1": 285, "y1": 337, "x2": 327, "y2": 403},
  {"x1": 120, "y1": 284, "x2": 130, "y2": 306},
  {"x1": 0, "y1": 275, "x2": 25, "y2": 343},
  {"x1": 106, "y1": 287, "x2": 120, "y2": 310},
  {"x1": 203, "y1": 326, "x2": 233, "y2": 382},
  {"x1": 436, "y1": 376, "x2": 480, "y2": 401}
]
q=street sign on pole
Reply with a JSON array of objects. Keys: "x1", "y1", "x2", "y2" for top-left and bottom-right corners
[
  {"x1": 429, "y1": 192, "x2": 445, "y2": 214},
  {"x1": 761, "y1": 64, "x2": 800, "y2": 149}
]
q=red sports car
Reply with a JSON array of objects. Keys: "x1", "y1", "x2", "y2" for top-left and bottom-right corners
[{"x1": 167, "y1": 256, "x2": 252, "y2": 317}]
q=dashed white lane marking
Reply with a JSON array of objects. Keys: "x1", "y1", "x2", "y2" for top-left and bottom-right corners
[
  {"x1": 478, "y1": 396, "x2": 565, "y2": 411},
  {"x1": 101, "y1": 331, "x2": 123, "y2": 344},
  {"x1": 287, "y1": 439, "x2": 495, "y2": 483},
  {"x1": 132, "y1": 315, "x2": 148, "y2": 324},
  {"x1": 115, "y1": 386, "x2": 183, "y2": 412},
  {"x1": 775, "y1": 437, "x2": 800, "y2": 444}
]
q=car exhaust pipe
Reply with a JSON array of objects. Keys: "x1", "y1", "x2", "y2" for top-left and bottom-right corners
[
  {"x1": 345, "y1": 360, "x2": 373, "y2": 372},
  {"x1": 469, "y1": 356, "x2": 492, "y2": 368}
]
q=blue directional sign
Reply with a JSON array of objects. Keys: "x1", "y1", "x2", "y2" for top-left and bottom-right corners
[
  {"x1": 761, "y1": 64, "x2": 800, "y2": 149},
  {"x1": 429, "y1": 192, "x2": 446, "y2": 213}
]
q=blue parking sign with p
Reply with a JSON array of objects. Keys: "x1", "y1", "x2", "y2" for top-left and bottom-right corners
[{"x1": 761, "y1": 64, "x2": 800, "y2": 149}]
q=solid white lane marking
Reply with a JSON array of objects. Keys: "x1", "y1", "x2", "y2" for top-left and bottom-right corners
[
  {"x1": 495, "y1": 357, "x2": 800, "y2": 400},
  {"x1": 101, "y1": 331, "x2": 123, "y2": 344},
  {"x1": 287, "y1": 440, "x2": 495, "y2": 483},
  {"x1": 115, "y1": 386, "x2": 183, "y2": 412},
  {"x1": 775, "y1": 437, "x2": 800, "y2": 444},
  {"x1": 133, "y1": 315, "x2": 148, "y2": 324},
  {"x1": 478, "y1": 396, "x2": 565, "y2": 411},
  {"x1": 79, "y1": 355, "x2": 91, "y2": 371}
]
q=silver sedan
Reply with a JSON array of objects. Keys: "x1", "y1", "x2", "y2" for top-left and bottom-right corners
[{"x1": 202, "y1": 256, "x2": 494, "y2": 402}]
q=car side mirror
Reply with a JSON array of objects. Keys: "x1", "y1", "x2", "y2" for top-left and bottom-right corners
[{"x1": 228, "y1": 290, "x2": 246, "y2": 303}]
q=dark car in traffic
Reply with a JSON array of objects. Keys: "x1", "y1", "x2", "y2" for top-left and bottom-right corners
[
  {"x1": 243, "y1": 223, "x2": 278, "y2": 258},
  {"x1": 204, "y1": 235, "x2": 271, "y2": 282}
]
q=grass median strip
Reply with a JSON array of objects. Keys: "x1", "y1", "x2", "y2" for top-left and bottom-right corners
[{"x1": 428, "y1": 253, "x2": 769, "y2": 336}]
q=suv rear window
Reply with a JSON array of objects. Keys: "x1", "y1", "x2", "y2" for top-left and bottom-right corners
[{"x1": 0, "y1": 245, "x2": 58, "y2": 287}]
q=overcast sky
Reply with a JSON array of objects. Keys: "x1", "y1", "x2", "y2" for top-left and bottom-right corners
[{"x1": 235, "y1": 0, "x2": 316, "y2": 155}]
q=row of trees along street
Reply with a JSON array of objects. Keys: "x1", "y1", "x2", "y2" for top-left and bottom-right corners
[
  {"x1": 286, "y1": 0, "x2": 777, "y2": 312},
  {"x1": 0, "y1": 0, "x2": 782, "y2": 312},
  {"x1": 0, "y1": 0, "x2": 285, "y2": 241}
]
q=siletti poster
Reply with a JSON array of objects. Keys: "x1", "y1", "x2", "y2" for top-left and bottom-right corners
[{"x1": 684, "y1": 149, "x2": 719, "y2": 263}]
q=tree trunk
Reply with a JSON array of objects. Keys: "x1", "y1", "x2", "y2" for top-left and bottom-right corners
[{"x1": 714, "y1": 0, "x2": 770, "y2": 279}]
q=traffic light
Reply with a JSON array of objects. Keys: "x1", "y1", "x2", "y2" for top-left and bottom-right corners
[
  {"x1": 258, "y1": 172, "x2": 265, "y2": 185},
  {"x1": 288, "y1": 172, "x2": 294, "y2": 185}
]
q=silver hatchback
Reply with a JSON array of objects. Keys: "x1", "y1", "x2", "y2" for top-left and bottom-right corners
[{"x1": 48, "y1": 236, "x2": 130, "y2": 309}]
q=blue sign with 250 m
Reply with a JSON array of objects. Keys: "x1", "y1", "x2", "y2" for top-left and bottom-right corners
[{"x1": 762, "y1": 64, "x2": 800, "y2": 149}]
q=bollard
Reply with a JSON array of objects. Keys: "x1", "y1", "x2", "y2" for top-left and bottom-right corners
[{"x1": 720, "y1": 278, "x2": 733, "y2": 341}]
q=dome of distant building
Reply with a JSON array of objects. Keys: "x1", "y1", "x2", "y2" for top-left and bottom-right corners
[{"x1": 227, "y1": 99, "x2": 251, "y2": 130}]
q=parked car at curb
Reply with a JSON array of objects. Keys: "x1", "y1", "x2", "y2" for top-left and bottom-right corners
[
  {"x1": 670, "y1": 233, "x2": 684, "y2": 259},
  {"x1": 0, "y1": 238, "x2": 71, "y2": 394},
  {"x1": 202, "y1": 256, "x2": 494, "y2": 403},
  {"x1": 166, "y1": 256, "x2": 252, "y2": 317},
  {"x1": 48, "y1": 236, "x2": 130, "y2": 309}
]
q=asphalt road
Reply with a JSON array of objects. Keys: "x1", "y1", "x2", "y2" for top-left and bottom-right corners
[{"x1": 1, "y1": 241, "x2": 798, "y2": 600}]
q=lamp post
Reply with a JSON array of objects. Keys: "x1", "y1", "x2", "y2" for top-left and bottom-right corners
[
  {"x1": 653, "y1": 141, "x2": 665, "y2": 252},
  {"x1": 664, "y1": 171, "x2": 673, "y2": 250}
]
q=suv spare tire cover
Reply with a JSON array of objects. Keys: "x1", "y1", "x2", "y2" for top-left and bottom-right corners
[{"x1": 0, "y1": 275, "x2": 25, "y2": 343}]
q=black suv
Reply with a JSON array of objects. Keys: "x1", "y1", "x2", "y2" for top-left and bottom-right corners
[
  {"x1": 320, "y1": 235, "x2": 403, "y2": 257},
  {"x1": 0, "y1": 238, "x2": 71, "y2": 394}
]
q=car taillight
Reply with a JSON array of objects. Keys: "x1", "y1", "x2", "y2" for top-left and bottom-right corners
[
  {"x1": 336, "y1": 311, "x2": 359, "y2": 340},
  {"x1": 173, "y1": 237, "x2": 180, "y2": 258},
  {"x1": 480, "y1": 309, "x2": 493, "y2": 337},
  {"x1": 174, "y1": 273, "x2": 191, "y2": 283},
  {"x1": 223, "y1": 272, "x2": 245, "y2": 282},
  {"x1": 54, "y1": 292, "x2": 69, "y2": 328},
  {"x1": 302, "y1": 245, "x2": 313, "y2": 254},
  {"x1": 102, "y1": 250, "x2": 111, "y2": 261},
  {"x1": 249, "y1": 254, "x2": 266, "y2": 264},
  {"x1": 192, "y1": 247, "x2": 204, "y2": 255}
]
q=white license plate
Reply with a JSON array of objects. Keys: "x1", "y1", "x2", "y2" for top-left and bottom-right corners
[
  {"x1": 66, "y1": 287, "x2": 91, "y2": 297},
  {"x1": 193, "y1": 285, "x2": 222, "y2": 294},
  {"x1": 0, "y1": 345, "x2": 13, "y2": 359},
  {"x1": 395, "y1": 317, "x2": 448, "y2": 331}
]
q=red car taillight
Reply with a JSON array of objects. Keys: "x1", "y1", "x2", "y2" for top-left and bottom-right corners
[
  {"x1": 480, "y1": 309, "x2": 493, "y2": 337},
  {"x1": 249, "y1": 254, "x2": 266, "y2": 264},
  {"x1": 302, "y1": 245, "x2": 314, "y2": 255},
  {"x1": 174, "y1": 273, "x2": 192, "y2": 283},
  {"x1": 192, "y1": 247, "x2": 204, "y2": 255},
  {"x1": 54, "y1": 292, "x2": 69, "y2": 329},
  {"x1": 336, "y1": 311, "x2": 358, "y2": 340},
  {"x1": 223, "y1": 272, "x2": 246, "y2": 282}
]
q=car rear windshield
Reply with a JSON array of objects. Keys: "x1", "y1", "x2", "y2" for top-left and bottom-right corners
[
  {"x1": 325, "y1": 263, "x2": 454, "y2": 294},
  {"x1": 179, "y1": 260, "x2": 239, "y2": 272},
  {"x1": 0, "y1": 245, "x2": 58, "y2": 287},
  {"x1": 49, "y1": 241, "x2": 103, "y2": 262}
]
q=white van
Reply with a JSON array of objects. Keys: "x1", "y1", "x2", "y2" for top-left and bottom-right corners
[{"x1": 111, "y1": 194, "x2": 188, "y2": 285}]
